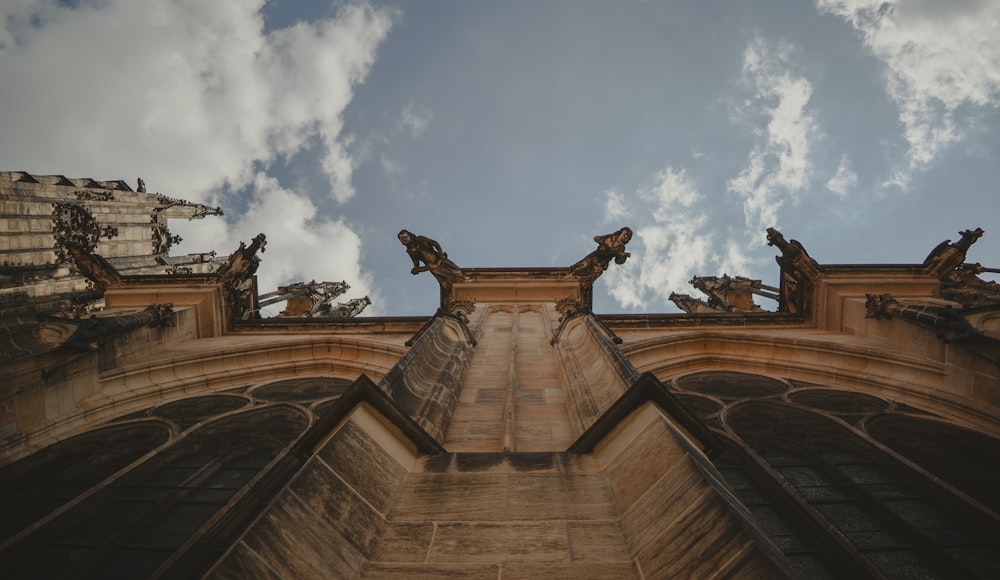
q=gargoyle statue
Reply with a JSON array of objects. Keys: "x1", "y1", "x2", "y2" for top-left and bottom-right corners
[
  {"x1": 64, "y1": 242, "x2": 123, "y2": 292},
  {"x1": 398, "y1": 229, "x2": 465, "y2": 287},
  {"x1": 216, "y1": 233, "x2": 267, "y2": 290},
  {"x1": 922, "y1": 228, "x2": 984, "y2": 279},
  {"x1": 569, "y1": 227, "x2": 632, "y2": 283}
]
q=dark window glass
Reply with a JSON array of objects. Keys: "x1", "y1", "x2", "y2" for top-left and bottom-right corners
[
  {"x1": 868, "y1": 414, "x2": 1000, "y2": 512},
  {"x1": 251, "y1": 376, "x2": 351, "y2": 402},
  {"x1": 0, "y1": 405, "x2": 308, "y2": 578},
  {"x1": 676, "y1": 371, "x2": 787, "y2": 398},
  {"x1": 0, "y1": 422, "x2": 170, "y2": 542},
  {"x1": 151, "y1": 394, "x2": 249, "y2": 430},
  {"x1": 728, "y1": 401, "x2": 1000, "y2": 578}
]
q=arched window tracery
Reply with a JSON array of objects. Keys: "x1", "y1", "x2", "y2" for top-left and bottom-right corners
[
  {"x1": 0, "y1": 374, "x2": 355, "y2": 577},
  {"x1": 0, "y1": 421, "x2": 171, "y2": 543},
  {"x1": 867, "y1": 414, "x2": 1000, "y2": 513},
  {"x1": 670, "y1": 371, "x2": 1000, "y2": 579}
]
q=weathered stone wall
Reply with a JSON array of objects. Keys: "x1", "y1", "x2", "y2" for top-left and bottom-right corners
[
  {"x1": 555, "y1": 314, "x2": 634, "y2": 437},
  {"x1": 446, "y1": 305, "x2": 573, "y2": 453},
  {"x1": 592, "y1": 402, "x2": 786, "y2": 578},
  {"x1": 208, "y1": 403, "x2": 419, "y2": 578}
]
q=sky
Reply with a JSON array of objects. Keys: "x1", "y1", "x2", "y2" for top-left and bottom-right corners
[{"x1": 1, "y1": 0, "x2": 998, "y2": 316}]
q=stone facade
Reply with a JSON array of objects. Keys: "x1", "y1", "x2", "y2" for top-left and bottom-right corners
[{"x1": 1, "y1": 176, "x2": 998, "y2": 578}]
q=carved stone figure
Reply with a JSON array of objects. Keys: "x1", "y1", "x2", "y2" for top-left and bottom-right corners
[
  {"x1": 330, "y1": 296, "x2": 372, "y2": 318},
  {"x1": 922, "y1": 228, "x2": 985, "y2": 279},
  {"x1": 398, "y1": 229, "x2": 465, "y2": 287},
  {"x1": 669, "y1": 292, "x2": 724, "y2": 314},
  {"x1": 137, "y1": 177, "x2": 146, "y2": 193},
  {"x1": 64, "y1": 243, "x2": 123, "y2": 291},
  {"x1": 766, "y1": 228, "x2": 819, "y2": 280},
  {"x1": 941, "y1": 263, "x2": 1000, "y2": 308},
  {"x1": 766, "y1": 228, "x2": 820, "y2": 314},
  {"x1": 216, "y1": 233, "x2": 267, "y2": 290},
  {"x1": 864, "y1": 293, "x2": 900, "y2": 320},
  {"x1": 690, "y1": 275, "x2": 770, "y2": 312},
  {"x1": 259, "y1": 280, "x2": 350, "y2": 318},
  {"x1": 569, "y1": 227, "x2": 633, "y2": 283}
]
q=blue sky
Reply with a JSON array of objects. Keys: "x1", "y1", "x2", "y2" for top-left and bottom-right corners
[{"x1": 2, "y1": 0, "x2": 998, "y2": 315}]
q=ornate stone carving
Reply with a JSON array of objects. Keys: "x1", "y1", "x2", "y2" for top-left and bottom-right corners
[
  {"x1": 555, "y1": 297, "x2": 584, "y2": 320},
  {"x1": 258, "y1": 280, "x2": 350, "y2": 318},
  {"x1": 52, "y1": 299, "x2": 101, "y2": 320},
  {"x1": 331, "y1": 296, "x2": 373, "y2": 318},
  {"x1": 151, "y1": 221, "x2": 182, "y2": 254},
  {"x1": 669, "y1": 292, "x2": 724, "y2": 314},
  {"x1": 864, "y1": 293, "x2": 899, "y2": 320},
  {"x1": 568, "y1": 227, "x2": 632, "y2": 283},
  {"x1": 64, "y1": 243, "x2": 123, "y2": 291},
  {"x1": 39, "y1": 304, "x2": 175, "y2": 378},
  {"x1": 922, "y1": 228, "x2": 984, "y2": 279},
  {"x1": 945, "y1": 263, "x2": 998, "y2": 288},
  {"x1": 398, "y1": 229, "x2": 465, "y2": 287},
  {"x1": 142, "y1": 303, "x2": 177, "y2": 328},
  {"x1": 153, "y1": 193, "x2": 224, "y2": 219},
  {"x1": 690, "y1": 274, "x2": 775, "y2": 312},
  {"x1": 137, "y1": 177, "x2": 146, "y2": 193},
  {"x1": 442, "y1": 297, "x2": 475, "y2": 323},
  {"x1": 865, "y1": 293, "x2": 977, "y2": 343},
  {"x1": 766, "y1": 228, "x2": 820, "y2": 314},
  {"x1": 766, "y1": 228, "x2": 819, "y2": 280},
  {"x1": 941, "y1": 263, "x2": 1000, "y2": 308},
  {"x1": 52, "y1": 203, "x2": 102, "y2": 262},
  {"x1": 73, "y1": 189, "x2": 115, "y2": 202},
  {"x1": 216, "y1": 234, "x2": 267, "y2": 291},
  {"x1": 213, "y1": 235, "x2": 267, "y2": 321}
]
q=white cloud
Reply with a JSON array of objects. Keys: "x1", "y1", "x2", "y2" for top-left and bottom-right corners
[
  {"x1": 381, "y1": 154, "x2": 402, "y2": 176},
  {"x1": 235, "y1": 174, "x2": 374, "y2": 302},
  {"x1": 168, "y1": 173, "x2": 378, "y2": 315},
  {"x1": 826, "y1": 154, "x2": 857, "y2": 198},
  {"x1": 399, "y1": 103, "x2": 432, "y2": 138},
  {"x1": 817, "y1": 0, "x2": 1000, "y2": 181},
  {"x1": 602, "y1": 188, "x2": 629, "y2": 222},
  {"x1": 603, "y1": 167, "x2": 714, "y2": 309},
  {"x1": 0, "y1": 0, "x2": 393, "y2": 307},
  {"x1": 0, "y1": 0, "x2": 393, "y2": 203},
  {"x1": 727, "y1": 38, "x2": 817, "y2": 234},
  {"x1": 717, "y1": 239, "x2": 756, "y2": 280}
]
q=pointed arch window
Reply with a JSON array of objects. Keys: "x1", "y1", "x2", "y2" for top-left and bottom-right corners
[{"x1": 669, "y1": 371, "x2": 1000, "y2": 579}]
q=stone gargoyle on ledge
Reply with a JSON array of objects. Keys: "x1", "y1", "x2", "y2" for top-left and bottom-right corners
[
  {"x1": 568, "y1": 227, "x2": 633, "y2": 283},
  {"x1": 398, "y1": 229, "x2": 465, "y2": 288}
]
